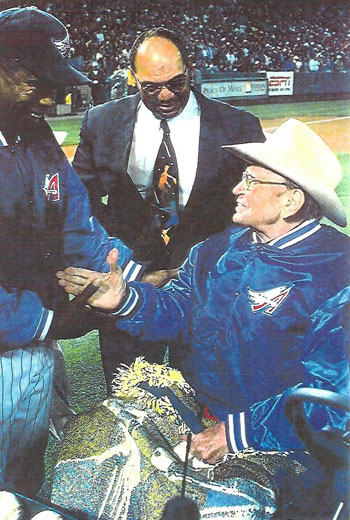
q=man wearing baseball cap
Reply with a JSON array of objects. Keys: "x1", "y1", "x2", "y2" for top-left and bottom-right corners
[
  {"x1": 0, "y1": 6, "x2": 142, "y2": 497},
  {"x1": 0, "y1": 5, "x2": 91, "y2": 138},
  {"x1": 58, "y1": 119, "x2": 349, "y2": 517}
]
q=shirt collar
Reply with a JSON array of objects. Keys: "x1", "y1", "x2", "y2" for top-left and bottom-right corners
[
  {"x1": 252, "y1": 219, "x2": 321, "y2": 249},
  {"x1": 166, "y1": 90, "x2": 200, "y2": 128}
]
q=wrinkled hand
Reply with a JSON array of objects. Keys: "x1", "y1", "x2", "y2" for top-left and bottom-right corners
[
  {"x1": 56, "y1": 249, "x2": 126, "y2": 311},
  {"x1": 141, "y1": 268, "x2": 179, "y2": 288},
  {"x1": 188, "y1": 422, "x2": 228, "y2": 465}
]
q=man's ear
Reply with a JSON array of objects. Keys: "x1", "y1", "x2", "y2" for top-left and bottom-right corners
[
  {"x1": 282, "y1": 189, "x2": 305, "y2": 219},
  {"x1": 127, "y1": 68, "x2": 136, "y2": 87}
]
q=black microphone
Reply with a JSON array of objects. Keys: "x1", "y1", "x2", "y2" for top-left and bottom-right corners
[{"x1": 160, "y1": 433, "x2": 200, "y2": 520}]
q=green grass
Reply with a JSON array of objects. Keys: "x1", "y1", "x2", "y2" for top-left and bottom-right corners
[
  {"x1": 62, "y1": 331, "x2": 106, "y2": 410},
  {"x1": 48, "y1": 116, "x2": 83, "y2": 146},
  {"x1": 244, "y1": 99, "x2": 350, "y2": 120},
  {"x1": 329, "y1": 154, "x2": 350, "y2": 235},
  {"x1": 47, "y1": 99, "x2": 350, "y2": 146},
  {"x1": 42, "y1": 331, "x2": 105, "y2": 498}
]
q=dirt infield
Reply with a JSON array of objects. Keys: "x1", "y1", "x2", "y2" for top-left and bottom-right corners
[
  {"x1": 62, "y1": 115, "x2": 350, "y2": 160},
  {"x1": 62, "y1": 144, "x2": 77, "y2": 162}
]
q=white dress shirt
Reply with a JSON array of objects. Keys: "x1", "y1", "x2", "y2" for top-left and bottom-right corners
[{"x1": 127, "y1": 91, "x2": 201, "y2": 208}]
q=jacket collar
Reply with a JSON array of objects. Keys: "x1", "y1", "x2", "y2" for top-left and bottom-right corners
[{"x1": 252, "y1": 219, "x2": 321, "y2": 249}]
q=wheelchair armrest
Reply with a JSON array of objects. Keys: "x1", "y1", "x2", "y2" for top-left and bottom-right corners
[
  {"x1": 285, "y1": 388, "x2": 350, "y2": 469},
  {"x1": 285, "y1": 388, "x2": 350, "y2": 412}
]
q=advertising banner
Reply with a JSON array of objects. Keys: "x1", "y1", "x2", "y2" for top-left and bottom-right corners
[
  {"x1": 201, "y1": 79, "x2": 267, "y2": 99},
  {"x1": 267, "y1": 71, "x2": 294, "y2": 96}
]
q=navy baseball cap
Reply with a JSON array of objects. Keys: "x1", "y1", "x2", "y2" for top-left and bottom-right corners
[{"x1": 0, "y1": 6, "x2": 92, "y2": 85}]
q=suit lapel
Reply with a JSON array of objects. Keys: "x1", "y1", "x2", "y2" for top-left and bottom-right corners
[
  {"x1": 112, "y1": 93, "x2": 140, "y2": 172},
  {"x1": 109, "y1": 94, "x2": 152, "y2": 210},
  {"x1": 180, "y1": 91, "x2": 219, "y2": 214}
]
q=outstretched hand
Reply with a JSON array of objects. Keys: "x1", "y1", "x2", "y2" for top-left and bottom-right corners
[{"x1": 56, "y1": 249, "x2": 127, "y2": 311}]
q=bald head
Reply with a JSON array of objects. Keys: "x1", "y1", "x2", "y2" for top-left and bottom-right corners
[
  {"x1": 129, "y1": 27, "x2": 189, "y2": 72},
  {"x1": 135, "y1": 37, "x2": 184, "y2": 83}
]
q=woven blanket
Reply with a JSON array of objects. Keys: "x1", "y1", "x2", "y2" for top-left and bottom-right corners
[{"x1": 51, "y1": 358, "x2": 305, "y2": 519}]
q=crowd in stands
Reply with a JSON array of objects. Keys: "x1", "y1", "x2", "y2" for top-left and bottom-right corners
[{"x1": 2, "y1": 0, "x2": 349, "y2": 102}]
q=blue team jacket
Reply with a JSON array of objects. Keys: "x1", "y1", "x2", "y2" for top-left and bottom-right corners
[
  {"x1": 0, "y1": 121, "x2": 140, "y2": 351},
  {"x1": 116, "y1": 221, "x2": 350, "y2": 452}
]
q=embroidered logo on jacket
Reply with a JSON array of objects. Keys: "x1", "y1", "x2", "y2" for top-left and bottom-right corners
[
  {"x1": 248, "y1": 284, "x2": 293, "y2": 315},
  {"x1": 43, "y1": 173, "x2": 60, "y2": 202},
  {"x1": 53, "y1": 32, "x2": 71, "y2": 58}
]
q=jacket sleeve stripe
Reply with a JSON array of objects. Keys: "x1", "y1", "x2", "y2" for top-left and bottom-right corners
[
  {"x1": 35, "y1": 309, "x2": 54, "y2": 341},
  {"x1": 239, "y1": 411, "x2": 249, "y2": 449},
  {"x1": 112, "y1": 286, "x2": 140, "y2": 317},
  {"x1": 226, "y1": 414, "x2": 238, "y2": 452},
  {"x1": 226, "y1": 412, "x2": 250, "y2": 453},
  {"x1": 122, "y1": 261, "x2": 143, "y2": 282}
]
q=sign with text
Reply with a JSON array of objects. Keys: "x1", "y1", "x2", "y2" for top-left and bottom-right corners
[
  {"x1": 201, "y1": 79, "x2": 267, "y2": 99},
  {"x1": 267, "y1": 71, "x2": 294, "y2": 96}
]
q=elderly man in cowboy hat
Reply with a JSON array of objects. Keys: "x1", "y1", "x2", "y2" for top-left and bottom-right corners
[{"x1": 57, "y1": 119, "x2": 349, "y2": 518}]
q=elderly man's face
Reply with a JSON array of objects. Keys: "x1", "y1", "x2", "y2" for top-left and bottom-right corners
[
  {"x1": 0, "y1": 62, "x2": 54, "y2": 131},
  {"x1": 232, "y1": 165, "x2": 292, "y2": 236},
  {"x1": 133, "y1": 36, "x2": 191, "y2": 119}
]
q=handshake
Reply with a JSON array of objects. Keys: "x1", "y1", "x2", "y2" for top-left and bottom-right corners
[
  {"x1": 56, "y1": 248, "x2": 126, "y2": 311},
  {"x1": 50, "y1": 249, "x2": 178, "y2": 340},
  {"x1": 50, "y1": 249, "x2": 126, "y2": 340}
]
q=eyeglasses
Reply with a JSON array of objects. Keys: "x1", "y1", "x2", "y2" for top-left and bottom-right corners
[
  {"x1": 241, "y1": 171, "x2": 292, "y2": 191},
  {"x1": 134, "y1": 69, "x2": 189, "y2": 96}
]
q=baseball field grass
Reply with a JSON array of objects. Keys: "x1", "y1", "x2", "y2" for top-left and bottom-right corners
[{"x1": 43, "y1": 98, "x2": 350, "y2": 497}]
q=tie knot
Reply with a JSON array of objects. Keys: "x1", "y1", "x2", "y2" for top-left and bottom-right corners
[{"x1": 160, "y1": 119, "x2": 170, "y2": 136}]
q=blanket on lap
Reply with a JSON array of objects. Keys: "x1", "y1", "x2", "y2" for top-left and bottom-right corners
[{"x1": 51, "y1": 358, "x2": 306, "y2": 520}]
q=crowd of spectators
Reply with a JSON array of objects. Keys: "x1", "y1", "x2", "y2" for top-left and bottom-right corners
[{"x1": 2, "y1": 0, "x2": 349, "y2": 102}]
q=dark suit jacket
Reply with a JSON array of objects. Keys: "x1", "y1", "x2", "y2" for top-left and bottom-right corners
[{"x1": 73, "y1": 89, "x2": 264, "y2": 270}]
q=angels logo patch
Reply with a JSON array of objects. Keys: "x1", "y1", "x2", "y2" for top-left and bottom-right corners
[
  {"x1": 43, "y1": 173, "x2": 60, "y2": 202},
  {"x1": 53, "y1": 32, "x2": 71, "y2": 58},
  {"x1": 248, "y1": 284, "x2": 294, "y2": 315}
]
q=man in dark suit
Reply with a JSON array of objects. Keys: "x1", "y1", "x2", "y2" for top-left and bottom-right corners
[{"x1": 73, "y1": 27, "x2": 264, "y2": 392}]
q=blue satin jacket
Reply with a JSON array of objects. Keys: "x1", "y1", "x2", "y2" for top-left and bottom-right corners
[
  {"x1": 0, "y1": 122, "x2": 140, "y2": 351},
  {"x1": 117, "y1": 220, "x2": 350, "y2": 452}
]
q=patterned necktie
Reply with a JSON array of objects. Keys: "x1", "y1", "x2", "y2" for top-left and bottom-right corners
[{"x1": 150, "y1": 119, "x2": 179, "y2": 245}]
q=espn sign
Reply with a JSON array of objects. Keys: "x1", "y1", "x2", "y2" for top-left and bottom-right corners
[{"x1": 267, "y1": 71, "x2": 294, "y2": 96}]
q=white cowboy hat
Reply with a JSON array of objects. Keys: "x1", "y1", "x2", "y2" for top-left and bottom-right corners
[{"x1": 223, "y1": 118, "x2": 346, "y2": 227}]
